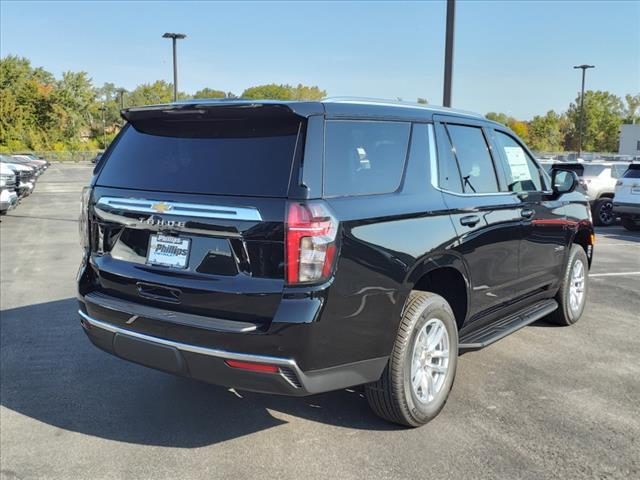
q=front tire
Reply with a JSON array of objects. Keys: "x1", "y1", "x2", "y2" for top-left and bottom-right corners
[
  {"x1": 548, "y1": 245, "x2": 589, "y2": 326},
  {"x1": 593, "y1": 198, "x2": 616, "y2": 226},
  {"x1": 365, "y1": 291, "x2": 458, "y2": 427}
]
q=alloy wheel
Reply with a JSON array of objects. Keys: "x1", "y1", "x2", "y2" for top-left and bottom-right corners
[{"x1": 410, "y1": 318, "x2": 450, "y2": 404}]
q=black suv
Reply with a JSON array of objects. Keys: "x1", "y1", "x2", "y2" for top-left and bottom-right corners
[{"x1": 78, "y1": 99, "x2": 593, "y2": 427}]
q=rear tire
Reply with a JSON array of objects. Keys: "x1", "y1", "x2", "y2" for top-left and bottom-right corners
[
  {"x1": 548, "y1": 245, "x2": 589, "y2": 326},
  {"x1": 365, "y1": 291, "x2": 458, "y2": 427},
  {"x1": 621, "y1": 217, "x2": 640, "y2": 231},
  {"x1": 593, "y1": 198, "x2": 615, "y2": 226}
]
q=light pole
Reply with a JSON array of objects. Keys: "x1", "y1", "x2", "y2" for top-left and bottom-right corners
[
  {"x1": 162, "y1": 32, "x2": 187, "y2": 102},
  {"x1": 442, "y1": 0, "x2": 455, "y2": 107},
  {"x1": 117, "y1": 89, "x2": 126, "y2": 110},
  {"x1": 98, "y1": 104, "x2": 107, "y2": 148},
  {"x1": 573, "y1": 64, "x2": 595, "y2": 157}
]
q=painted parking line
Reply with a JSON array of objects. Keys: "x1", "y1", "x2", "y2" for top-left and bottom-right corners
[
  {"x1": 597, "y1": 243, "x2": 640, "y2": 246},
  {"x1": 589, "y1": 272, "x2": 640, "y2": 277}
]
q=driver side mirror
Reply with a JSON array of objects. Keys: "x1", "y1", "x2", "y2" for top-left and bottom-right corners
[{"x1": 551, "y1": 169, "x2": 578, "y2": 197}]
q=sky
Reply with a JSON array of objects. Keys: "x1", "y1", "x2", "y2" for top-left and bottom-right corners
[{"x1": 1, "y1": 0, "x2": 638, "y2": 119}]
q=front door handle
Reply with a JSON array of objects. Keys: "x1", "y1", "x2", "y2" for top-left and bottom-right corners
[
  {"x1": 460, "y1": 215, "x2": 480, "y2": 227},
  {"x1": 521, "y1": 208, "x2": 535, "y2": 219}
]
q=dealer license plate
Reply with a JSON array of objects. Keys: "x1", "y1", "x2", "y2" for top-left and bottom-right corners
[{"x1": 146, "y1": 234, "x2": 191, "y2": 269}]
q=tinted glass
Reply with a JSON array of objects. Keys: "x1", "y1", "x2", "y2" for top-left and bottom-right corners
[
  {"x1": 446, "y1": 124, "x2": 498, "y2": 194},
  {"x1": 557, "y1": 164, "x2": 585, "y2": 176},
  {"x1": 435, "y1": 123, "x2": 462, "y2": 192},
  {"x1": 494, "y1": 131, "x2": 542, "y2": 192},
  {"x1": 96, "y1": 119, "x2": 300, "y2": 196},
  {"x1": 611, "y1": 164, "x2": 629, "y2": 178},
  {"x1": 582, "y1": 164, "x2": 606, "y2": 177},
  {"x1": 623, "y1": 166, "x2": 640, "y2": 178},
  {"x1": 324, "y1": 120, "x2": 410, "y2": 196}
]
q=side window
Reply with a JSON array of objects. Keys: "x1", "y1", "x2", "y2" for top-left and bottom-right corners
[
  {"x1": 611, "y1": 164, "x2": 627, "y2": 179},
  {"x1": 494, "y1": 131, "x2": 542, "y2": 192},
  {"x1": 446, "y1": 124, "x2": 499, "y2": 194},
  {"x1": 324, "y1": 120, "x2": 410, "y2": 197},
  {"x1": 434, "y1": 123, "x2": 462, "y2": 192}
]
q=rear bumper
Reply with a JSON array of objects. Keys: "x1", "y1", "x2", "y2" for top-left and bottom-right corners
[
  {"x1": 80, "y1": 309, "x2": 387, "y2": 396},
  {"x1": 613, "y1": 202, "x2": 640, "y2": 216}
]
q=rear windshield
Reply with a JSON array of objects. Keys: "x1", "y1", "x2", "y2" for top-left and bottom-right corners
[
  {"x1": 97, "y1": 116, "x2": 301, "y2": 197},
  {"x1": 555, "y1": 164, "x2": 584, "y2": 176},
  {"x1": 582, "y1": 164, "x2": 607, "y2": 177},
  {"x1": 623, "y1": 166, "x2": 640, "y2": 178}
]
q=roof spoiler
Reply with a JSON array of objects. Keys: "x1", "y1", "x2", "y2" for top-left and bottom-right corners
[{"x1": 121, "y1": 100, "x2": 324, "y2": 123}]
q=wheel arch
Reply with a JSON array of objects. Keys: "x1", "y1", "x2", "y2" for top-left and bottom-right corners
[
  {"x1": 597, "y1": 192, "x2": 614, "y2": 199},
  {"x1": 405, "y1": 253, "x2": 470, "y2": 330},
  {"x1": 570, "y1": 224, "x2": 594, "y2": 268}
]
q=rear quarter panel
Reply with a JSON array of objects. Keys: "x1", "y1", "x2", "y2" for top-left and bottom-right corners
[{"x1": 313, "y1": 123, "x2": 462, "y2": 367}]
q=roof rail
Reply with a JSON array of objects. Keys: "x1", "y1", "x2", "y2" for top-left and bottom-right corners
[{"x1": 322, "y1": 97, "x2": 483, "y2": 118}]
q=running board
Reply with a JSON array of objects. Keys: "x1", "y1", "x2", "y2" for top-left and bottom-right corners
[{"x1": 458, "y1": 299, "x2": 558, "y2": 351}]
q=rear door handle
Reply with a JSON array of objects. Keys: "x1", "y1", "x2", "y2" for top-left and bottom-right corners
[
  {"x1": 521, "y1": 208, "x2": 535, "y2": 219},
  {"x1": 460, "y1": 215, "x2": 480, "y2": 227}
]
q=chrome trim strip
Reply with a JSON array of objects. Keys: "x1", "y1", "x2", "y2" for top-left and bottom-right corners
[
  {"x1": 428, "y1": 124, "x2": 438, "y2": 189},
  {"x1": 322, "y1": 97, "x2": 484, "y2": 118},
  {"x1": 79, "y1": 310, "x2": 301, "y2": 387},
  {"x1": 85, "y1": 291, "x2": 259, "y2": 333},
  {"x1": 96, "y1": 196, "x2": 262, "y2": 221},
  {"x1": 427, "y1": 124, "x2": 519, "y2": 198}
]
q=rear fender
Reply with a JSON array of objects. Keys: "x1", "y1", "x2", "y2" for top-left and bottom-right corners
[{"x1": 403, "y1": 251, "x2": 471, "y2": 324}]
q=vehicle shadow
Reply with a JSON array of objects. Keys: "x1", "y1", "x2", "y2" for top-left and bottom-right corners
[
  {"x1": 595, "y1": 226, "x2": 640, "y2": 243},
  {"x1": 0, "y1": 299, "x2": 400, "y2": 448}
]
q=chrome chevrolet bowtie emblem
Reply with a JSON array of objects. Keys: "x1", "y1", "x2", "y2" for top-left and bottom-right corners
[{"x1": 151, "y1": 202, "x2": 172, "y2": 213}]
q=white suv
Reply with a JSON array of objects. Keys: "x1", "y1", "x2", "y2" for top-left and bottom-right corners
[
  {"x1": 559, "y1": 162, "x2": 629, "y2": 226},
  {"x1": 613, "y1": 164, "x2": 640, "y2": 231}
]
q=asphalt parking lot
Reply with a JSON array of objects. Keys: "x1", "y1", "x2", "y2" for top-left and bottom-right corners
[{"x1": 1, "y1": 163, "x2": 639, "y2": 480}]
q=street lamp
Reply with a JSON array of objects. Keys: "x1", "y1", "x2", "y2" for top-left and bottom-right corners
[
  {"x1": 162, "y1": 32, "x2": 187, "y2": 102},
  {"x1": 442, "y1": 0, "x2": 456, "y2": 107},
  {"x1": 117, "y1": 89, "x2": 126, "y2": 110},
  {"x1": 98, "y1": 104, "x2": 107, "y2": 148},
  {"x1": 573, "y1": 64, "x2": 595, "y2": 158}
]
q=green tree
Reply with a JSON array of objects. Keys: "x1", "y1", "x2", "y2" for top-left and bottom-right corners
[
  {"x1": 242, "y1": 84, "x2": 294, "y2": 100},
  {"x1": 485, "y1": 112, "x2": 510, "y2": 126},
  {"x1": 485, "y1": 112, "x2": 529, "y2": 142},
  {"x1": 52, "y1": 71, "x2": 96, "y2": 145},
  {"x1": 289, "y1": 84, "x2": 326, "y2": 100},
  {"x1": 241, "y1": 83, "x2": 326, "y2": 100},
  {"x1": 566, "y1": 90, "x2": 624, "y2": 152},
  {"x1": 527, "y1": 110, "x2": 565, "y2": 151},
  {"x1": 127, "y1": 80, "x2": 186, "y2": 107},
  {"x1": 193, "y1": 88, "x2": 227, "y2": 99},
  {"x1": 417, "y1": 97, "x2": 428, "y2": 104}
]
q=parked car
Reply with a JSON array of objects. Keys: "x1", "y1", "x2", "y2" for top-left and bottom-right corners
[
  {"x1": 0, "y1": 155, "x2": 35, "y2": 197},
  {"x1": 554, "y1": 161, "x2": 629, "y2": 226},
  {"x1": 538, "y1": 159, "x2": 561, "y2": 174},
  {"x1": 613, "y1": 163, "x2": 640, "y2": 231},
  {"x1": 10, "y1": 154, "x2": 45, "y2": 176},
  {"x1": 78, "y1": 99, "x2": 593, "y2": 427},
  {"x1": 13, "y1": 153, "x2": 50, "y2": 169},
  {"x1": 0, "y1": 163, "x2": 19, "y2": 214}
]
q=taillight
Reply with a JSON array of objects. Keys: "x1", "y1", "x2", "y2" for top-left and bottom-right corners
[
  {"x1": 286, "y1": 201, "x2": 338, "y2": 285},
  {"x1": 79, "y1": 186, "x2": 91, "y2": 249}
]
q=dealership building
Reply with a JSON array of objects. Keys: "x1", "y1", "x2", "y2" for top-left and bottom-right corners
[{"x1": 619, "y1": 124, "x2": 640, "y2": 156}]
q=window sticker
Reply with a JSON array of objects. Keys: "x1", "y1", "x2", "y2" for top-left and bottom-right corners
[{"x1": 503, "y1": 146, "x2": 531, "y2": 181}]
